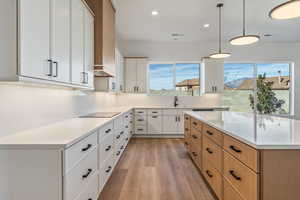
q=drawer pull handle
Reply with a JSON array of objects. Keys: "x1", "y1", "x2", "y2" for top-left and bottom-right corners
[
  {"x1": 137, "y1": 129, "x2": 144, "y2": 131},
  {"x1": 105, "y1": 129, "x2": 111, "y2": 133},
  {"x1": 193, "y1": 122, "x2": 197, "y2": 126},
  {"x1": 105, "y1": 166, "x2": 112, "y2": 173},
  {"x1": 81, "y1": 144, "x2": 92, "y2": 152},
  {"x1": 125, "y1": 115, "x2": 129, "y2": 118},
  {"x1": 116, "y1": 151, "x2": 121, "y2": 156},
  {"x1": 116, "y1": 135, "x2": 121, "y2": 139},
  {"x1": 206, "y1": 148, "x2": 213, "y2": 154},
  {"x1": 130, "y1": 131, "x2": 133, "y2": 133},
  {"x1": 185, "y1": 117, "x2": 189, "y2": 120},
  {"x1": 82, "y1": 169, "x2": 92, "y2": 179},
  {"x1": 206, "y1": 130, "x2": 213, "y2": 136},
  {"x1": 152, "y1": 111, "x2": 158, "y2": 113},
  {"x1": 130, "y1": 121, "x2": 133, "y2": 124},
  {"x1": 120, "y1": 131, "x2": 124, "y2": 135},
  {"x1": 152, "y1": 116, "x2": 158, "y2": 118},
  {"x1": 120, "y1": 145, "x2": 124, "y2": 150},
  {"x1": 126, "y1": 137, "x2": 129, "y2": 141},
  {"x1": 88, "y1": 199, "x2": 92, "y2": 200},
  {"x1": 185, "y1": 128, "x2": 189, "y2": 131},
  {"x1": 192, "y1": 135, "x2": 198, "y2": 139},
  {"x1": 138, "y1": 119, "x2": 144, "y2": 121},
  {"x1": 192, "y1": 152, "x2": 197, "y2": 157},
  {"x1": 105, "y1": 145, "x2": 112, "y2": 151},
  {"x1": 185, "y1": 142, "x2": 189, "y2": 145},
  {"x1": 126, "y1": 126, "x2": 129, "y2": 128},
  {"x1": 229, "y1": 170, "x2": 242, "y2": 181},
  {"x1": 138, "y1": 111, "x2": 144, "y2": 113},
  {"x1": 206, "y1": 170, "x2": 213, "y2": 178},
  {"x1": 230, "y1": 145, "x2": 242, "y2": 153}
]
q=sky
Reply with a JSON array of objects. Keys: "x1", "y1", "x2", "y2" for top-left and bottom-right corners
[{"x1": 149, "y1": 63, "x2": 290, "y2": 90}]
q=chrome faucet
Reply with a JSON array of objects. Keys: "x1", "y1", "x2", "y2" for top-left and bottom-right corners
[{"x1": 174, "y1": 96, "x2": 179, "y2": 107}]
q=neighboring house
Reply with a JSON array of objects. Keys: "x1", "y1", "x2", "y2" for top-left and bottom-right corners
[{"x1": 176, "y1": 78, "x2": 200, "y2": 95}]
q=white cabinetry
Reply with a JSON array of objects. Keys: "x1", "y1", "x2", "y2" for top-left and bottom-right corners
[
  {"x1": 162, "y1": 109, "x2": 184, "y2": 135},
  {"x1": 0, "y1": 0, "x2": 94, "y2": 88},
  {"x1": 148, "y1": 114, "x2": 162, "y2": 135},
  {"x1": 201, "y1": 58, "x2": 224, "y2": 93},
  {"x1": 124, "y1": 57, "x2": 148, "y2": 93}
]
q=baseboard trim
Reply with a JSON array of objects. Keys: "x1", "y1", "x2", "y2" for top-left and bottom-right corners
[{"x1": 133, "y1": 134, "x2": 184, "y2": 139}]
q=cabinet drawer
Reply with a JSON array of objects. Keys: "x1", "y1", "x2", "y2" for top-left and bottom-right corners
[
  {"x1": 191, "y1": 117, "x2": 202, "y2": 132},
  {"x1": 99, "y1": 154, "x2": 115, "y2": 192},
  {"x1": 202, "y1": 159, "x2": 222, "y2": 199},
  {"x1": 65, "y1": 132, "x2": 98, "y2": 174},
  {"x1": 191, "y1": 140, "x2": 202, "y2": 170},
  {"x1": 203, "y1": 124, "x2": 223, "y2": 146},
  {"x1": 223, "y1": 151, "x2": 258, "y2": 200},
  {"x1": 114, "y1": 129, "x2": 125, "y2": 144},
  {"x1": 65, "y1": 148, "x2": 98, "y2": 200},
  {"x1": 135, "y1": 115, "x2": 147, "y2": 125},
  {"x1": 162, "y1": 109, "x2": 178, "y2": 115},
  {"x1": 148, "y1": 109, "x2": 162, "y2": 115},
  {"x1": 135, "y1": 109, "x2": 147, "y2": 115},
  {"x1": 224, "y1": 134, "x2": 259, "y2": 172},
  {"x1": 148, "y1": 115, "x2": 162, "y2": 134},
  {"x1": 135, "y1": 126, "x2": 147, "y2": 134},
  {"x1": 99, "y1": 133, "x2": 114, "y2": 168},
  {"x1": 224, "y1": 179, "x2": 244, "y2": 200},
  {"x1": 114, "y1": 116, "x2": 124, "y2": 130},
  {"x1": 203, "y1": 135, "x2": 222, "y2": 172},
  {"x1": 99, "y1": 122, "x2": 113, "y2": 139},
  {"x1": 74, "y1": 173, "x2": 98, "y2": 200}
]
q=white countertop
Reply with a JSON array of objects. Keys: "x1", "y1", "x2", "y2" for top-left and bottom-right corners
[{"x1": 186, "y1": 111, "x2": 300, "y2": 149}]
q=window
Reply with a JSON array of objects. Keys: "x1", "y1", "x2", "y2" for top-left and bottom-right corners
[
  {"x1": 222, "y1": 62, "x2": 292, "y2": 115},
  {"x1": 149, "y1": 62, "x2": 201, "y2": 96}
]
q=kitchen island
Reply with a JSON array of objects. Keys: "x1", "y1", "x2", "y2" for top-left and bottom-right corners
[{"x1": 184, "y1": 111, "x2": 300, "y2": 200}]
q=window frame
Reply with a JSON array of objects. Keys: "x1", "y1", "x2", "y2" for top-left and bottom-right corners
[
  {"x1": 224, "y1": 61, "x2": 294, "y2": 117},
  {"x1": 147, "y1": 61, "x2": 202, "y2": 96}
]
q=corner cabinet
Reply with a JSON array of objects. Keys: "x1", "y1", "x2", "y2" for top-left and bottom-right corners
[
  {"x1": 0, "y1": 0, "x2": 94, "y2": 89},
  {"x1": 201, "y1": 58, "x2": 224, "y2": 93},
  {"x1": 124, "y1": 57, "x2": 148, "y2": 93}
]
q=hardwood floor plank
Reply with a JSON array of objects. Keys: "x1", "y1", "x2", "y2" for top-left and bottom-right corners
[{"x1": 99, "y1": 138, "x2": 216, "y2": 200}]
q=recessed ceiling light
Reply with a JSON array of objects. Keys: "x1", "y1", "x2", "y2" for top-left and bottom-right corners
[
  {"x1": 151, "y1": 10, "x2": 159, "y2": 16},
  {"x1": 204, "y1": 24, "x2": 210, "y2": 28}
]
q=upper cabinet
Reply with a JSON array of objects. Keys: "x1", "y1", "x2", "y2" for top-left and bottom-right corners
[
  {"x1": 87, "y1": 0, "x2": 116, "y2": 77},
  {"x1": 0, "y1": 0, "x2": 94, "y2": 89},
  {"x1": 201, "y1": 58, "x2": 224, "y2": 94},
  {"x1": 124, "y1": 57, "x2": 148, "y2": 93}
]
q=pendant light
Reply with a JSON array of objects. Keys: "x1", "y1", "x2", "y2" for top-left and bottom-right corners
[
  {"x1": 229, "y1": 0, "x2": 260, "y2": 46},
  {"x1": 269, "y1": 0, "x2": 300, "y2": 20},
  {"x1": 210, "y1": 3, "x2": 231, "y2": 59}
]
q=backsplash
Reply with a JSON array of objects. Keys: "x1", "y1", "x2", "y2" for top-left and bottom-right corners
[{"x1": 0, "y1": 84, "x2": 221, "y2": 137}]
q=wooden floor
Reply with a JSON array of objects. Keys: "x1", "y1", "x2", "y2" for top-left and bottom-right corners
[{"x1": 99, "y1": 138, "x2": 215, "y2": 200}]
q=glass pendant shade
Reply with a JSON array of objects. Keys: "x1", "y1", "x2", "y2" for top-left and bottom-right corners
[
  {"x1": 269, "y1": 0, "x2": 300, "y2": 20},
  {"x1": 230, "y1": 35, "x2": 260, "y2": 45}
]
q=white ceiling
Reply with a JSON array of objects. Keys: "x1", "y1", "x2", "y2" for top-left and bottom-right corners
[{"x1": 115, "y1": 0, "x2": 300, "y2": 43}]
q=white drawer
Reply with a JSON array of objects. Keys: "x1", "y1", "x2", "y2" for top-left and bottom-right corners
[
  {"x1": 114, "y1": 128, "x2": 125, "y2": 144},
  {"x1": 99, "y1": 122, "x2": 113, "y2": 140},
  {"x1": 135, "y1": 115, "x2": 147, "y2": 125},
  {"x1": 148, "y1": 115, "x2": 162, "y2": 134},
  {"x1": 148, "y1": 109, "x2": 162, "y2": 115},
  {"x1": 162, "y1": 109, "x2": 179, "y2": 115},
  {"x1": 65, "y1": 132, "x2": 98, "y2": 174},
  {"x1": 99, "y1": 154, "x2": 115, "y2": 193},
  {"x1": 74, "y1": 173, "x2": 98, "y2": 200},
  {"x1": 99, "y1": 133, "x2": 114, "y2": 168},
  {"x1": 135, "y1": 109, "x2": 147, "y2": 115},
  {"x1": 114, "y1": 116, "x2": 124, "y2": 130},
  {"x1": 135, "y1": 126, "x2": 147, "y2": 134},
  {"x1": 65, "y1": 148, "x2": 98, "y2": 200}
]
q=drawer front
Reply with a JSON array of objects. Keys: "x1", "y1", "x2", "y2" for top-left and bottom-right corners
[
  {"x1": 65, "y1": 148, "x2": 98, "y2": 200},
  {"x1": 224, "y1": 134, "x2": 259, "y2": 172},
  {"x1": 99, "y1": 122, "x2": 114, "y2": 139},
  {"x1": 162, "y1": 109, "x2": 178, "y2": 115},
  {"x1": 190, "y1": 126, "x2": 202, "y2": 150},
  {"x1": 135, "y1": 109, "x2": 147, "y2": 115},
  {"x1": 135, "y1": 115, "x2": 147, "y2": 125},
  {"x1": 148, "y1": 109, "x2": 162, "y2": 115},
  {"x1": 191, "y1": 117, "x2": 202, "y2": 132},
  {"x1": 203, "y1": 135, "x2": 222, "y2": 172},
  {"x1": 184, "y1": 114, "x2": 191, "y2": 128},
  {"x1": 114, "y1": 116, "x2": 124, "y2": 130},
  {"x1": 74, "y1": 173, "x2": 98, "y2": 200},
  {"x1": 99, "y1": 154, "x2": 115, "y2": 193},
  {"x1": 223, "y1": 151, "x2": 258, "y2": 200},
  {"x1": 224, "y1": 179, "x2": 244, "y2": 200},
  {"x1": 65, "y1": 132, "x2": 98, "y2": 174},
  {"x1": 99, "y1": 133, "x2": 114, "y2": 167},
  {"x1": 191, "y1": 140, "x2": 202, "y2": 170},
  {"x1": 135, "y1": 126, "x2": 147, "y2": 134},
  {"x1": 203, "y1": 124, "x2": 223, "y2": 146},
  {"x1": 148, "y1": 115, "x2": 162, "y2": 134},
  {"x1": 202, "y1": 159, "x2": 222, "y2": 199},
  {"x1": 114, "y1": 129, "x2": 125, "y2": 144}
]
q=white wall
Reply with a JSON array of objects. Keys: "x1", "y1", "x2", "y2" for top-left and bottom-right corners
[{"x1": 119, "y1": 40, "x2": 300, "y2": 119}]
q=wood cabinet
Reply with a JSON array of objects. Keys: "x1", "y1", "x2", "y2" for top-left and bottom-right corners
[
  {"x1": 124, "y1": 57, "x2": 148, "y2": 93},
  {"x1": 201, "y1": 58, "x2": 224, "y2": 94},
  {"x1": 1, "y1": 0, "x2": 94, "y2": 89}
]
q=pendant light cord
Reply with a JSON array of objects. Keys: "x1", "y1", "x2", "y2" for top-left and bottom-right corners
[
  {"x1": 219, "y1": 4, "x2": 222, "y2": 53},
  {"x1": 243, "y1": 0, "x2": 246, "y2": 35}
]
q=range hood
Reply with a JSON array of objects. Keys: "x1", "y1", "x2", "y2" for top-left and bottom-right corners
[{"x1": 94, "y1": 65, "x2": 115, "y2": 77}]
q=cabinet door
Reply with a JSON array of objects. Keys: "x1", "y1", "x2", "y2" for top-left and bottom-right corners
[
  {"x1": 162, "y1": 115, "x2": 179, "y2": 134},
  {"x1": 84, "y1": 9, "x2": 94, "y2": 88},
  {"x1": 148, "y1": 115, "x2": 162, "y2": 135},
  {"x1": 177, "y1": 115, "x2": 184, "y2": 134},
  {"x1": 201, "y1": 58, "x2": 224, "y2": 93},
  {"x1": 136, "y1": 58, "x2": 148, "y2": 93},
  {"x1": 51, "y1": 0, "x2": 70, "y2": 83},
  {"x1": 19, "y1": 0, "x2": 51, "y2": 80},
  {"x1": 124, "y1": 59, "x2": 137, "y2": 93},
  {"x1": 71, "y1": 0, "x2": 85, "y2": 85}
]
